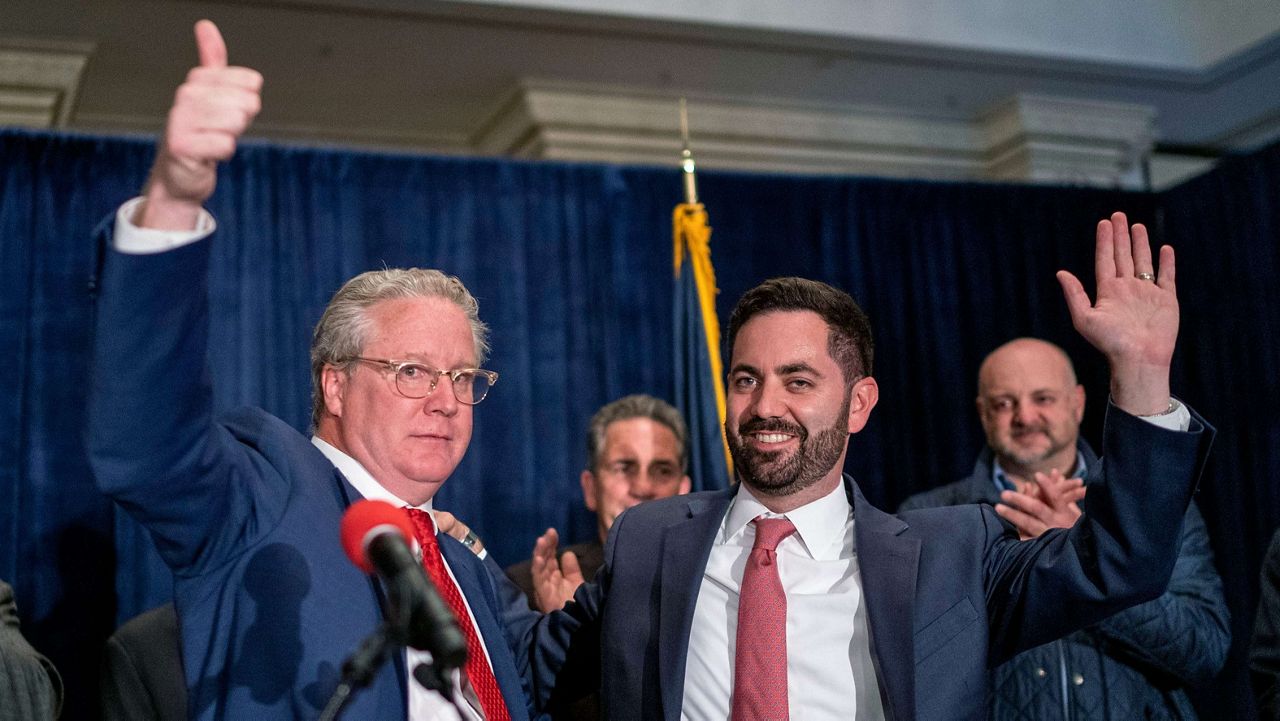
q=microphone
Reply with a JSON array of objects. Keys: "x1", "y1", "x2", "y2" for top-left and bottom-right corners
[{"x1": 339, "y1": 500, "x2": 469, "y2": 671}]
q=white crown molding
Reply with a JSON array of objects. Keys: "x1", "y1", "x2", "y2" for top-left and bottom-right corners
[
  {"x1": 473, "y1": 81, "x2": 1156, "y2": 187},
  {"x1": 1148, "y1": 153, "x2": 1218, "y2": 191},
  {"x1": 1211, "y1": 106, "x2": 1280, "y2": 150},
  {"x1": 0, "y1": 38, "x2": 92, "y2": 128},
  {"x1": 980, "y1": 94, "x2": 1156, "y2": 187}
]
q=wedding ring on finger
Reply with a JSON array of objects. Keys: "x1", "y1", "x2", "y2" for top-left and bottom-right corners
[
  {"x1": 1136, "y1": 272, "x2": 1155, "y2": 282},
  {"x1": 462, "y1": 531, "x2": 481, "y2": 550}
]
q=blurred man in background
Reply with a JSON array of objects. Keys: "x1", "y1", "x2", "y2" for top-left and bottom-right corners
[
  {"x1": 900, "y1": 337, "x2": 1229, "y2": 720},
  {"x1": 506, "y1": 394, "x2": 690, "y2": 612}
]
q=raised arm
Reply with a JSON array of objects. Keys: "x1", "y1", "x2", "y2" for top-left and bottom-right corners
[
  {"x1": 137, "y1": 20, "x2": 262, "y2": 230},
  {"x1": 986, "y1": 212, "x2": 1213, "y2": 662},
  {"x1": 89, "y1": 21, "x2": 268, "y2": 575}
]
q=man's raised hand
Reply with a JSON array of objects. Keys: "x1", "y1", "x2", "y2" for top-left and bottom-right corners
[
  {"x1": 529, "y1": 528, "x2": 585, "y2": 613},
  {"x1": 1057, "y1": 212, "x2": 1178, "y2": 416},
  {"x1": 139, "y1": 20, "x2": 263, "y2": 230}
]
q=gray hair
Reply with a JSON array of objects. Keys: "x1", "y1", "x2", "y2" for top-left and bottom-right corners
[
  {"x1": 310, "y1": 268, "x2": 490, "y2": 429},
  {"x1": 585, "y1": 394, "x2": 689, "y2": 473}
]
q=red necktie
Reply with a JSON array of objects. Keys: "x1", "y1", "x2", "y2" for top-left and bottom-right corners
[
  {"x1": 731, "y1": 516, "x2": 797, "y2": 721},
  {"x1": 406, "y1": 509, "x2": 511, "y2": 721}
]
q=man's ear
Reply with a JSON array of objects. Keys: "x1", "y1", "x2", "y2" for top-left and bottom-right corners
[
  {"x1": 321, "y1": 364, "x2": 348, "y2": 419},
  {"x1": 678, "y1": 474, "x2": 692, "y2": 495},
  {"x1": 579, "y1": 470, "x2": 599, "y2": 512},
  {"x1": 1072, "y1": 384, "x2": 1086, "y2": 423},
  {"x1": 847, "y1": 376, "x2": 880, "y2": 434}
]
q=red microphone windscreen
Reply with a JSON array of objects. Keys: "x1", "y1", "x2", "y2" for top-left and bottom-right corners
[{"x1": 340, "y1": 499, "x2": 416, "y2": 574}]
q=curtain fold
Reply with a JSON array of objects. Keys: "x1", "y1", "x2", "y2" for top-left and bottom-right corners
[
  {"x1": 1155, "y1": 146, "x2": 1280, "y2": 718},
  {"x1": 1, "y1": 127, "x2": 1270, "y2": 717}
]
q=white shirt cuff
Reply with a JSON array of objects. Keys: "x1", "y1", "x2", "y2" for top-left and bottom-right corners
[
  {"x1": 1137, "y1": 398, "x2": 1191, "y2": 432},
  {"x1": 112, "y1": 197, "x2": 216, "y2": 254}
]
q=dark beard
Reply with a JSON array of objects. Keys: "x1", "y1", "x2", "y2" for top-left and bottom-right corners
[{"x1": 726, "y1": 396, "x2": 851, "y2": 498}]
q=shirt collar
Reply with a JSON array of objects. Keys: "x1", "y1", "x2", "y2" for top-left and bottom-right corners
[
  {"x1": 311, "y1": 436, "x2": 433, "y2": 513},
  {"x1": 722, "y1": 481, "x2": 853, "y2": 561},
  {"x1": 992, "y1": 450, "x2": 1088, "y2": 493}
]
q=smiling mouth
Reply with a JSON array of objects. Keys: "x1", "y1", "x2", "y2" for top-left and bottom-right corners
[
  {"x1": 1008, "y1": 432, "x2": 1049, "y2": 448},
  {"x1": 750, "y1": 432, "x2": 795, "y2": 444}
]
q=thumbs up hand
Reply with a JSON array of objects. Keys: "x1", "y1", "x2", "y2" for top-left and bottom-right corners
[{"x1": 139, "y1": 20, "x2": 263, "y2": 229}]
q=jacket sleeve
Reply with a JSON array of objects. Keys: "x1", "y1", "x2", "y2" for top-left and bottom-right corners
[
  {"x1": 983, "y1": 402, "x2": 1215, "y2": 663},
  {"x1": 88, "y1": 224, "x2": 292, "y2": 577},
  {"x1": 1089, "y1": 501, "x2": 1231, "y2": 683}
]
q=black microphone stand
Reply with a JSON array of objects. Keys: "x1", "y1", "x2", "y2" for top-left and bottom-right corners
[
  {"x1": 317, "y1": 576, "x2": 470, "y2": 720},
  {"x1": 317, "y1": 624, "x2": 394, "y2": 721},
  {"x1": 413, "y1": 660, "x2": 471, "y2": 719}
]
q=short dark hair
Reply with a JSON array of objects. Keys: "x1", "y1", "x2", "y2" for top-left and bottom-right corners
[
  {"x1": 586, "y1": 394, "x2": 688, "y2": 473},
  {"x1": 726, "y1": 277, "x2": 873, "y2": 382}
]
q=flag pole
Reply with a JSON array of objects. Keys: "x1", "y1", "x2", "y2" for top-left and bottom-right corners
[
  {"x1": 680, "y1": 97, "x2": 698, "y2": 205},
  {"x1": 672, "y1": 99, "x2": 733, "y2": 488}
]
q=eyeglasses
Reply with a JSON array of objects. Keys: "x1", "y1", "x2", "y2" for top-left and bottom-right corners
[
  {"x1": 980, "y1": 391, "x2": 1067, "y2": 415},
  {"x1": 343, "y1": 357, "x2": 498, "y2": 405}
]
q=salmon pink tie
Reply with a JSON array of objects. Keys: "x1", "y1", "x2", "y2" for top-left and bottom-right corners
[
  {"x1": 406, "y1": 509, "x2": 510, "y2": 721},
  {"x1": 731, "y1": 516, "x2": 797, "y2": 721}
]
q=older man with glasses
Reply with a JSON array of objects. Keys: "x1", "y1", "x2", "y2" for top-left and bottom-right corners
[{"x1": 88, "y1": 20, "x2": 534, "y2": 721}]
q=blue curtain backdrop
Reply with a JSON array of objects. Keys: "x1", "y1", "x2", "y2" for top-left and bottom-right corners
[
  {"x1": 1, "y1": 127, "x2": 1273, "y2": 717},
  {"x1": 1156, "y1": 144, "x2": 1280, "y2": 720}
]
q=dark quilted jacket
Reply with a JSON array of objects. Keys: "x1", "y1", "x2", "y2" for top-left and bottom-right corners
[{"x1": 900, "y1": 441, "x2": 1231, "y2": 720}]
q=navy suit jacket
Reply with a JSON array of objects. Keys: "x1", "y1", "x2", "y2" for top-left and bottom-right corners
[
  {"x1": 88, "y1": 232, "x2": 536, "y2": 720},
  {"x1": 525, "y1": 404, "x2": 1213, "y2": 721}
]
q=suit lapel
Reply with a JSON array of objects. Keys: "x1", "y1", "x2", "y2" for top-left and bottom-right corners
[
  {"x1": 850, "y1": 479, "x2": 919, "y2": 721},
  {"x1": 439, "y1": 536, "x2": 530, "y2": 721},
  {"x1": 657, "y1": 489, "x2": 733, "y2": 721},
  {"x1": 326, "y1": 466, "x2": 411, "y2": 711}
]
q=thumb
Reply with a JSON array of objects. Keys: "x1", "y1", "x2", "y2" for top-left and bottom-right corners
[
  {"x1": 431, "y1": 510, "x2": 458, "y2": 538},
  {"x1": 195, "y1": 20, "x2": 228, "y2": 68},
  {"x1": 1056, "y1": 270, "x2": 1091, "y2": 328},
  {"x1": 561, "y1": 551, "x2": 585, "y2": 585}
]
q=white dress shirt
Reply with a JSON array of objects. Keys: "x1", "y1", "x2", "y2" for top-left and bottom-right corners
[
  {"x1": 312, "y1": 437, "x2": 489, "y2": 721},
  {"x1": 112, "y1": 197, "x2": 213, "y2": 253},
  {"x1": 682, "y1": 481, "x2": 885, "y2": 720},
  {"x1": 680, "y1": 406, "x2": 1190, "y2": 721}
]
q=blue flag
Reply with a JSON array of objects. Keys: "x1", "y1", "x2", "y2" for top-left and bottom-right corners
[{"x1": 673, "y1": 203, "x2": 732, "y2": 491}]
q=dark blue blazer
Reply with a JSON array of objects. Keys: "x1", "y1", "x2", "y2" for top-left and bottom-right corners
[
  {"x1": 88, "y1": 233, "x2": 536, "y2": 720},
  {"x1": 527, "y1": 404, "x2": 1213, "y2": 721},
  {"x1": 899, "y1": 439, "x2": 1230, "y2": 719}
]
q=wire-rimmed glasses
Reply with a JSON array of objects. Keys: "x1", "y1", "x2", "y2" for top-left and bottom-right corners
[{"x1": 343, "y1": 357, "x2": 497, "y2": 405}]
